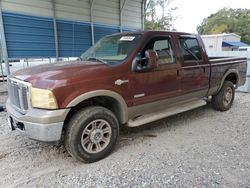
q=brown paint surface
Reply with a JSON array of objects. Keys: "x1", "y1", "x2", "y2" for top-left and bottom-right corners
[{"x1": 13, "y1": 31, "x2": 247, "y2": 109}]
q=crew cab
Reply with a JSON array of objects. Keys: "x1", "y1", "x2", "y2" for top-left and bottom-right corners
[{"x1": 6, "y1": 31, "x2": 247, "y2": 162}]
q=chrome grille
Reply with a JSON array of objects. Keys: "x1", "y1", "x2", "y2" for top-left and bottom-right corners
[{"x1": 8, "y1": 78, "x2": 30, "y2": 113}]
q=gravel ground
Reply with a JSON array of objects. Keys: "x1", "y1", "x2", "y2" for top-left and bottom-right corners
[
  {"x1": 0, "y1": 83, "x2": 7, "y2": 109},
  {"x1": 0, "y1": 93, "x2": 250, "y2": 187}
]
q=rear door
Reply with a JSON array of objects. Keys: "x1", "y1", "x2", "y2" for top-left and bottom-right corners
[{"x1": 178, "y1": 36, "x2": 210, "y2": 96}]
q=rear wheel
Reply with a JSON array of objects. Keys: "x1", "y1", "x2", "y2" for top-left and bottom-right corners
[
  {"x1": 65, "y1": 106, "x2": 119, "y2": 163},
  {"x1": 211, "y1": 81, "x2": 235, "y2": 111}
]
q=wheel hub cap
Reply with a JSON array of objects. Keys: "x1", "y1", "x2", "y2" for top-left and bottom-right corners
[
  {"x1": 81, "y1": 119, "x2": 112, "y2": 154},
  {"x1": 223, "y1": 87, "x2": 233, "y2": 106},
  {"x1": 225, "y1": 92, "x2": 232, "y2": 101},
  {"x1": 90, "y1": 129, "x2": 103, "y2": 143}
]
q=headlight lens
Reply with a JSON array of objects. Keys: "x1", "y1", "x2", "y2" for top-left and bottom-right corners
[{"x1": 31, "y1": 87, "x2": 58, "y2": 109}]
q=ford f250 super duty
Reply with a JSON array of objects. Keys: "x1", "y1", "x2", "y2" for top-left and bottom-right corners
[{"x1": 6, "y1": 31, "x2": 247, "y2": 162}]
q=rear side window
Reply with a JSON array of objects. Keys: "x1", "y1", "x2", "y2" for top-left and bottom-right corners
[{"x1": 179, "y1": 38, "x2": 202, "y2": 62}]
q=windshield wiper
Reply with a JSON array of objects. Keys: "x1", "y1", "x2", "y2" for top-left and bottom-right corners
[{"x1": 87, "y1": 57, "x2": 108, "y2": 64}]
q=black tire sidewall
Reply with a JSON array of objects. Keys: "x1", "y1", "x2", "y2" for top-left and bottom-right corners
[
  {"x1": 212, "y1": 81, "x2": 235, "y2": 111},
  {"x1": 66, "y1": 107, "x2": 119, "y2": 163}
]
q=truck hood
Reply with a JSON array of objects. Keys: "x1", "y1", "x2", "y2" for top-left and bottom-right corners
[{"x1": 13, "y1": 60, "x2": 110, "y2": 88}]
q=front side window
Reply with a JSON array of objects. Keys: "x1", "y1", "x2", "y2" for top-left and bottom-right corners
[
  {"x1": 144, "y1": 37, "x2": 175, "y2": 65},
  {"x1": 80, "y1": 34, "x2": 142, "y2": 66},
  {"x1": 179, "y1": 38, "x2": 202, "y2": 62}
]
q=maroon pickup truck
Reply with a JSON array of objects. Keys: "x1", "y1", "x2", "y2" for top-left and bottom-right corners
[{"x1": 7, "y1": 31, "x2": 247, "y2": 162}]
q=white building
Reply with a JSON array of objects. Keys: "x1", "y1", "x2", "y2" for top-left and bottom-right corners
[
  {"x1": 201, "y1": 33, "x2": 249, "y2": 52},
  {"x1": 0, "y1": 0, "x2": 145, "y2": 59}
]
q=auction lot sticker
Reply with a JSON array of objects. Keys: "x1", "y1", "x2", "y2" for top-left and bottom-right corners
[{"x1": 120, "y1": 36, "x2": 135, "y2": 41}]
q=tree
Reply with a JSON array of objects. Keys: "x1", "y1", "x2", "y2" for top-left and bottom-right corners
[
  {"x1": 144, "y1": 0, "x2": 177, "y2": 31},
  {"x1": 197, "y1": 8, "x2": 250, "y2": 44}
]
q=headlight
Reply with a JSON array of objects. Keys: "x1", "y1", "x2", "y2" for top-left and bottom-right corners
[{"x1": 31, "y1": 87, "x2": 58, "y2": 109}]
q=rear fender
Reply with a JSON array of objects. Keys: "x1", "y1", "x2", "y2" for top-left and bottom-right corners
[{"x1": 218, "y1": 69, "x2": 239, "y2": 92}]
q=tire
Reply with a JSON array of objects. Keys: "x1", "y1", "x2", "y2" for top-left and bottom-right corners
[
  {"x1": 211, "y1": 81, "x2": 235, "y2": 111},
  {"x1": 65, "y1": 106, "x2": 119, "y2": 163}
]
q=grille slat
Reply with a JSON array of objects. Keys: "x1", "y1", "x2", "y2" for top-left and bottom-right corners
[
  {"x1": 8, "y1": 78, "x2": 29, "y2": 113},
  {"x1": 21, "y1": 87, "x2": 28, "y2": 110}
]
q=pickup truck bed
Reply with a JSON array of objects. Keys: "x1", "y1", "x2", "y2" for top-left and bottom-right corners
[
  {"x1": 208, "y1": 56, "x2": 246, "y2": 95},
  {"x1": 6, "y1": 31, "x2": 247, "y2": 162}
]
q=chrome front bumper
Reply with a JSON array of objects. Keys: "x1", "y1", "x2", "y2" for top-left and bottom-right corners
[{"x1": 6, "y1": 99, "x2": 70, "y2": 142}]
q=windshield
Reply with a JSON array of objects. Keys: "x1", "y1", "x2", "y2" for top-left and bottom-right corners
[{"x1": 80, "y1": 34, "x2": 141, "y2": 65}]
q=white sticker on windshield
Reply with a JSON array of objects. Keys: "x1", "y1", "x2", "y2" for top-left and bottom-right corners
[{"x1": 120, "y1": 36, "x2": 135, "y2": 41}]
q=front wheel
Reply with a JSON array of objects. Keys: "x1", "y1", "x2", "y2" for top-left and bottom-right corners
[
  {"x1": 65, "y1": 106, "x2": 119, "y2": 163},
  {"x1": 211, "y1": 81, "x2": 235, "y2": 111}
]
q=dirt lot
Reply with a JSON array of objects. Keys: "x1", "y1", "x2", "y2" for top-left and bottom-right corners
[{"x1": 0, "y1": 93, "x2": 250, "y2": 187}]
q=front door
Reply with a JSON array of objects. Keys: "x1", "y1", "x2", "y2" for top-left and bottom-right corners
[{"x1": 129, "y1": 36, "x2": 181, "y2": 107}]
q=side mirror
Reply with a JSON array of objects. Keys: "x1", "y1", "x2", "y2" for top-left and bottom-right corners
[
  {"x1": 132, "y1": 50, "x2": 158, "y2": 72},
  {"x1": 145, "y1": 50, "x2": 158, "y2": 69}
]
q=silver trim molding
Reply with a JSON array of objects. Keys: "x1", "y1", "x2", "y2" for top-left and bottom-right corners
[
  {"x1": 134, "y1": 93, "x2": 145, "y2": 98},
  {"x1": 115, "y1": 79, "x2": 129, "y2": 86}
]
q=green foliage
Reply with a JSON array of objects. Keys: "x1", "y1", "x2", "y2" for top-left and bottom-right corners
[
  {"x1": 144, "y1": 0, "x2": 177, "y2": 30},
  {"x1": 197, "y1": 8, "x2": 250, "y2": 44}
]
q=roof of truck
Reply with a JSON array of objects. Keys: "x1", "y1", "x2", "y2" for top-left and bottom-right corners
[{"x1": 110, "y1": 30, "x2": 195, "y2": 37}]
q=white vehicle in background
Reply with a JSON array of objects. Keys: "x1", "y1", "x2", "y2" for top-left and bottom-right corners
[
  {"x1": 239, "y1": 46, "x2": 250, "y2": 51},
  {"x1": 0, "y1": 58, "x2": 77, "y2": 79},
  {"x1": 0, "y1": 59, "x2": 46, "y2": 79}
]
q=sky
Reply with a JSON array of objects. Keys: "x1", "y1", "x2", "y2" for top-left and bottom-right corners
[{"x1": 169, "y1": 0, "x2": 250, "y2": 33}]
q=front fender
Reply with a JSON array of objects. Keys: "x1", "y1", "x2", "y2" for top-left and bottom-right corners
[{"x1": 66, "y1": 90, "x2": 128, "y2": 124}]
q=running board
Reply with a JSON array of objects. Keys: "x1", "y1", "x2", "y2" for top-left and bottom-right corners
[{"x1": 127, "y1": 100, "x2": 207, "y2": 127}]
